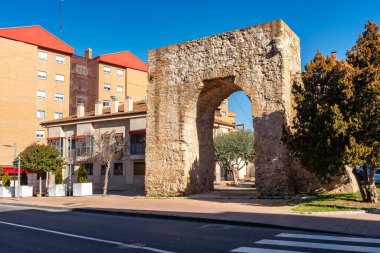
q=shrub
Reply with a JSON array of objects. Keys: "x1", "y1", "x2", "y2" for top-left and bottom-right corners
[
  {"x1": 2, "y1": 173, "x2": 11, "y2": 187},
  {"x1": 20, "y1": 170, "x2": 28, "y2": 186},
  {"x1": 78, "y1": 164, "x2": 88, "y2": 183},
  {"x1": 55, "y1": 165, "x2": 63, "y2": 184}
]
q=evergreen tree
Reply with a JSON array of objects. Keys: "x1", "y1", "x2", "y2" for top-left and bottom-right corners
[
  {"x1": 346, "y1": 21, "x2": 380, "y2": 203},
  {"x1": 285, "y1": 21, "x2": 380, "y2": 202},
  {"x1": 2, "y1": 173, "x2": 11, "y2": 187},
  {"x1": 55, "y1": 165, "x2": 63, "y2": 185},
  {"x1": 78, "y1": 164, "x2": 88, "y2": 183}
]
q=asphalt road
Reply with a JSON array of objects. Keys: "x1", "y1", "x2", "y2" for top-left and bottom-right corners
[{"x1": 0, "y1": 204, "x2": 379, "y2": 253}]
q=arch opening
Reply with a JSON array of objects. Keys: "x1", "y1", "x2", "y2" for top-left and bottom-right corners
[{"x1": 184, "y1": 77, "x2": 254, "y2": 194}]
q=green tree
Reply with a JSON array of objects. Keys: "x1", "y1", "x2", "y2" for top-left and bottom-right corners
[
  {"x1": 285, "y1": 21, "x2": 380, "y2": 203},
  {"x1": 20, "y1": 170, "x2": 28, "y2": 186},
  {"x1": 2, "y1": 173, "x2": 11, "y2": 187},
  {"x1": 346, "y1": 21, "x2": 380, "y2": 203},
  {"x1": 55, "y1": 165, "x2": 63, "y2": 185},
  {"x1": 19, "y1": 143, "x2": 63, "y2": 196},
  {"x1": 214, "y1": 130, "x2": 254, "y2": 184},
  {"x1": 78, "y1": 164, "x2": 88, "y2": 183}
]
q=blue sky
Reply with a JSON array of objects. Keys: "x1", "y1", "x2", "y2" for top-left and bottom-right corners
[{"x1": 1, "y1": 0, "x2": 379, "y2": 129}]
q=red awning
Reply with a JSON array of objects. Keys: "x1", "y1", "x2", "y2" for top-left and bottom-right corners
[
  {"x1": 129, "y1": 130, "x2": 146, "y2": 135},
  {"x1": 1, "y1": 167, "x2": 30, "y2": 174},
  {"x1": 114, "y1": 133, "x2": 123, "y2": 137},
  {"x1": 47, "y1": 137, "x2": 59, "y2": 140},
  {"x1": 74, "y1": 135, "x2": 88, "y2": 139}
]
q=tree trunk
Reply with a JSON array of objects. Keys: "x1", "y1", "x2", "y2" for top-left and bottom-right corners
[
  {"x1": 39, "y1": 173, "x2": 42, "y2": 197},
  {"x1": 367, "y1": 166, "x2": 378, "y2": 203},
  {"x1": 352, "y1": 168, "x2": 366, "y2": 201},
  {"x1": 103, "y1": 162, "x2": 110, "y2": 196},
  {"x1": 232, "y1": 164, "x2": 239, "y2": 185}
]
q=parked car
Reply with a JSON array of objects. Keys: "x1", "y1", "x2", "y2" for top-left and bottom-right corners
[{"x1": 356, "y1": 168, "x2": 380, "y2": 181}]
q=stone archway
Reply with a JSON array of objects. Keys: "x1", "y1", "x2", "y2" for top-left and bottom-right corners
[{"x1": 145, "y1": 20, "x2": 301, "y2": 196}]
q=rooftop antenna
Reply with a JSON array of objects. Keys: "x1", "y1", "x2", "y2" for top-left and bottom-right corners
[{"x1": 59, "y1": 0, "x2": 63, "y2": 37}]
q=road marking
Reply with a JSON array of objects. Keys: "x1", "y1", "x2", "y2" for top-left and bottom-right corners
[
  {"x1": 277, "y1": 233, "x2": 380, "y2": 244},
  {"x1": 0, "y1": 220, "x2": 176, "y2": 253},
  {"x1": 231, "y1": 247, "x2": 309, "y2": 253},
  {"x1": 256, "y1": 239, "x2": 380, "y2": 253}
]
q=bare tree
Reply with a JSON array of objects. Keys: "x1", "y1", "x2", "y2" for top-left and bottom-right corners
[{"x1": 85, "y1": 130, "x2": 126, "y2": 196}]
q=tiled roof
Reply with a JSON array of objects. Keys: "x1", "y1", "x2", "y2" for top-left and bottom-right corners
[
  {"x1": 41, "y1": 101, "x2": 147, "y2": 126},
  {"x1": 0, "y1": 25, "x2": 74, "y2": 54},
  {"x1": 96, "y1": 51, "x2": 148, "y2": 72}
]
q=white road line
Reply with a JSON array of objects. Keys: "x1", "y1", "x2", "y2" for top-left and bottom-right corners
[
  {"x1": 277, "y1": 233, "x2": 380, "y2": 244},
  {"x1": 231, "y1": 246, "x2": 309, "y2": 253},
  {"x1": 0, "y1": 220, "x2": 176, "y2": 253},
  {"x1": 256, "y1": 239, "x2": 380, "y2": 253}
]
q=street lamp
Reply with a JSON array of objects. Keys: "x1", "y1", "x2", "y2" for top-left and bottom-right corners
[{"x1": 1, "y1": 143, "x2": 17, "y2": 197}]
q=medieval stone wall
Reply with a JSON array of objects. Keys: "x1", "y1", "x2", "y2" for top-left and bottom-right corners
[{"x1": 146, "y1": 20, "x2": 301, "y2": 196}]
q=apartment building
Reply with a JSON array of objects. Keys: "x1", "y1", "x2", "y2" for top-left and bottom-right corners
[
  {"x1": 42, "y1": 98, "x2": 147, "y2": 191},
  {"x1": 0, "y1": 25, "x2": 73, "y2": 166},
  {"x1": 69, "y1": 49, "x2": 98, "y2": 115},
  {"x1": 69, "y1": 50, "x2": 148, "y2": 115}
]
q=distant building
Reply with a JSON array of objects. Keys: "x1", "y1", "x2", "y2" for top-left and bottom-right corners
[
  {"x1": 69, "y1": 49, "x2": 98, "y2": 116},
  {"x1": 0, "y1": 25, "x2": 73, "y2": 166},
  {"x1": 69, "y1": 50, "x2": 149, "y2": 116}
]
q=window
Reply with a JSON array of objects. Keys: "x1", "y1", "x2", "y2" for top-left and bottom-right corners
[
  {"x1": 84, "y1": 163, "x2": 93, "y2": 175},
  {"x1": 54, "y1": 112, "x2": 63, "y2": 119},
  {"x1": 75, "y1": 136, "x2": 93, "y2": 157},
  {"x1": 37, "y1": 110, "x2": 45, "y2": 119},
  {"x1": 221, "y1": 111, "x2": 227, "y2": 117},
  {"x1": 117, "y1": 86, "x2": 123, "y2": 93},
  {"x1": 103, "y1": 100, "x2": 110, "y2": 107},
  {"x1": 56, "y1": 55, "x2": 65, "y2": 64},
  {"x1": 103, "y1": 66, "x2": 111, "y2": 74},
  {"x1": 36, "y1": 130, "x2": 45, "y2": 139},
  {"x1": 55, "y1": 74, "x2": 64, "y2": 82},
  {"x1": 55, "y1": 93, "x2": 64, "y2": 101},
  {"x1": 48, "y1": 138, "x2": 63, "y2": 155},
  {"x1": 38, "y1": 51, "x2": 47, "y2": 60},
  {"x1": 116, "y1": 69, "x2": 124, "y2": 76},
  {"x1": 76, "y1": 65, "x2": 88, "y2": 75},
  {"x1": 114, "y1": 163, "x2": 123, "y2": 175},
  {"x1": 130, "y1": 133, "x2": 146, "y2": 155},
  {"x1": 38, "y1": 71, "x2": 47, "y2": 79},
  {"x1": 76, "y1": 98, "x2": 86, "y2": 108},
  {"x1": 142, "y1": 96, "x2": 147, "y2": 101},
  {"x1": 103, "y1": 83, "x2": 111, "y2": 91},
  {"x1": 37, "y1": 90, "x2": 46, "y2": 99},
  {"x1": 78, "y1": 79, "x2": 87, "y2": 90},
  {"x1": 101, "y1": 164, "x2": 110, "y2": 175}
]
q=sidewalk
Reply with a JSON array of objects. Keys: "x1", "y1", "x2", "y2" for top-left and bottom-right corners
[{"x1": 1, "y1": 194, "x2": 380, "y2": 237}]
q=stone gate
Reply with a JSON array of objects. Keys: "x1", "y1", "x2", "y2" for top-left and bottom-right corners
[{"x1": 145, "y1": 20, "x2": 301, "y2": 196}]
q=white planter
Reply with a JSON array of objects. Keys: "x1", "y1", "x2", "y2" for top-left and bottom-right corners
[
  {"x1": 19, "y1": 186, "x2": 33, "y2": 197},
  {"x1": 0, "y1": 187, "x2": 13, "y2": 198},
  {"x1": 73, "y1": 182, "x2": 92, "y2": 196},
  {"x1": 48, "y1": 184, "x2": 66, "y2": 197}
]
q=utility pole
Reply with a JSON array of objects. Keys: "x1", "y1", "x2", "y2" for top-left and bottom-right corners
[{"x1": 17, "y1": 157, "x2": 20, "y2": 200}]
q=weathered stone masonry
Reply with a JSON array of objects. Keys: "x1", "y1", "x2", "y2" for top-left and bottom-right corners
[{"x1": 146, "y1": 20, "x2": 301, "y2": 196}]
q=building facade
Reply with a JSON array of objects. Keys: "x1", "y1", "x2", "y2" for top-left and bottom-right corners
[
  {"x1": 0, "y1": 25, "x2": 73, "y2": 166},
  {"x1": 42, "y1": 99, "x2": 147, "y2": 191},
  {"x1": 69, "y1": 50, "x2": 98, "y2": 115}
]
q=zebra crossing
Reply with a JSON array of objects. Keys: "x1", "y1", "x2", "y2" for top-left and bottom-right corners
[{"x1": 230, "y1": 233, "x2": 380, "y2": 253}]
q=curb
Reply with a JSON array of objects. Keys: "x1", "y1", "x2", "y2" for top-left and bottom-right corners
[{"x1": 0, "y1": 202, "x2": 369, "y2": 237}]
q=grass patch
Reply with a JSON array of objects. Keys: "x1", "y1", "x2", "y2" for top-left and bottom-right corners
[{"x1": 291, "y1": 188, "x2": 380, "y2": 213}]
